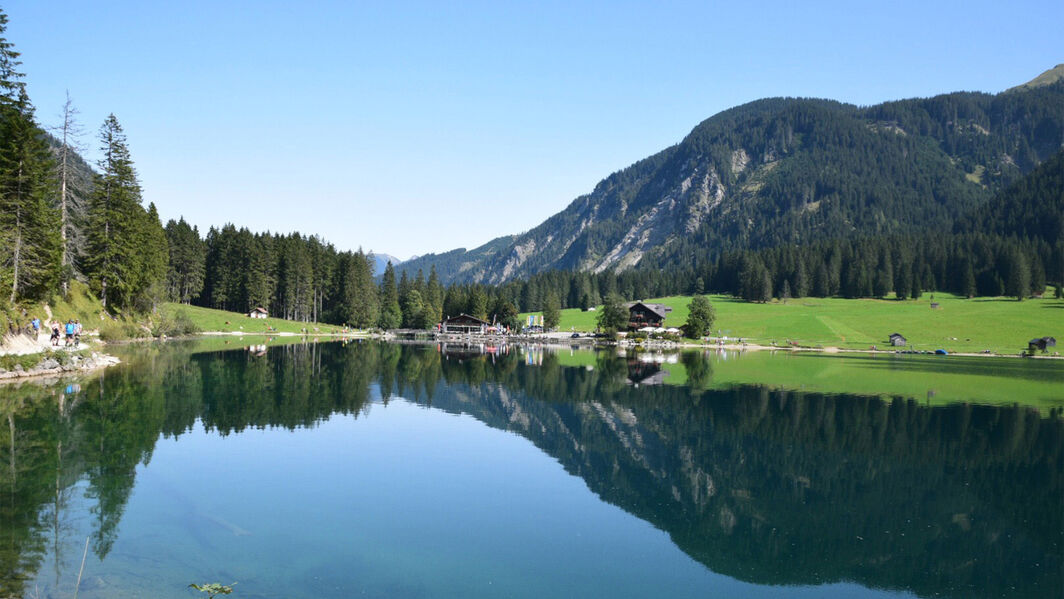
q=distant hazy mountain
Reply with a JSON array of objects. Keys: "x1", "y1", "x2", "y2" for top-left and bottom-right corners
[
  {"x1": 371, "y1": 253, "x2": 404, "y2": 275},
  {"x1": 398, "y1": 66, "x2": 1064, "y2": 285}
]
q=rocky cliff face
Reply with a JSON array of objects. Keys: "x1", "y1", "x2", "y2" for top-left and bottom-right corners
[{"x1": 399, "y1": 77, "x2": 1064, "y2": 284}]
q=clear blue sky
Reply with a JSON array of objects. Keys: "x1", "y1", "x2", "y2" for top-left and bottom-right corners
[{"x1": 6, "y1": 1, "x2": 1062, "y2": 260}]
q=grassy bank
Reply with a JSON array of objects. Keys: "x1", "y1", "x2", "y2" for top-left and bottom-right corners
[
  {"x1": 524, "y1": 291, "x2": 1063, "y2": 355},
  {"x1": 158, "y1": 303, "x2": 345, "y2": 336},
  {"x1": 1, "y1": 281, "x2": 104, "y2": 334}
]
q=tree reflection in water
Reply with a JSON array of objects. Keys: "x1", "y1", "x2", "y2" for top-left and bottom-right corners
[{"x1": 0, "y1": 340, "x2": 1060, "y2": 598}]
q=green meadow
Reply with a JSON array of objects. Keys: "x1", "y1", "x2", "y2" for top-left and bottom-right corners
[
  {"x1": 526, "y1": 292, "x2": 1064, "y2": 355},
  {"x1": 159, "y1": 303, "x2": 345, "y2": 335}
]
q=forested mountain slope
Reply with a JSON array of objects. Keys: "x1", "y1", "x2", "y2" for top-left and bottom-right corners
[
  {"x1": 399, "y1": 70, "x2": 1064, "y2": 285},
  {"x1": 956, "y1": 148, "x2": 1063, "y2": 243}
]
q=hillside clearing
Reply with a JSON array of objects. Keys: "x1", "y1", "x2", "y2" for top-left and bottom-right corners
[{"x1": 159, "y1": 303, "x2": 345, "y2": 335}]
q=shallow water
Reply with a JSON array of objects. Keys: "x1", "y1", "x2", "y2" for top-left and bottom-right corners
[{"x1": 1, "y1": 340, "x2": 1061, "y2": 598}]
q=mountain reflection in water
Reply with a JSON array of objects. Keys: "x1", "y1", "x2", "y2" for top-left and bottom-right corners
[{"x1": 0, "y1": 340, "x2": 1060, "y2": 598}]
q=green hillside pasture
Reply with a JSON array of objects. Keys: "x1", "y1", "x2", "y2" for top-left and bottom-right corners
[
  {"x1": 159, "y1": 303, "x2": 344, "y2": 335},
  {"x1": 525, "y1": 293, "x2": 1064, "y2": 355}
]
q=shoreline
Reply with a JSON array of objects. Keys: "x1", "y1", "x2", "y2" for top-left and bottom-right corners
[
  {"x1": 0, "y1": 351, "x2": 121, "y2": 383},
  {"x1": 191, "y1": 329, "x2": 1063, "y2": 360},
  {"x1": 0, "y1": 332, "x2": 122, "y2": 383},
  {"x1": 7, "y1": 329, "x2": 1055, "y2": 372},
  {"x1": 389, "y1": 330, "x2": 1063, "y2": 360}
]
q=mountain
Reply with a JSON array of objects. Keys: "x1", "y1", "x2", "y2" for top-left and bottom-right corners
[
  {"x1": 1006, "y1": 63, "x2": 1064, "y2": 93},
  {"x1": 956, "y1": 149, "x2": 1064, "y2": 243},
  {"x1": 370, "y1": 252, "x2": 404, "y2": 275},
  {"x1": 396, "y1": 234, "x2": 516, "y2": 280},
  {"x1": 399, "y1": 71, "x2": 1064, "y2": 285}
]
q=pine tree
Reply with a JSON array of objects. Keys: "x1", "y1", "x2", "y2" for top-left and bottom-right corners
[
  {"x1": 1006, "y1": 249, "x2": 1031, "y2": 300},
  {"x1": 793, "y1": 260, "x2": 809, "y2": 298},
  {"x1": 961, "y1": 258, "x2": 974, "y2": 297},
  {"x1": 277, "y1": 234, "x2": 313, "y2": 320},
  {"x1": 307, "y1": 236, "x2": 335, "y2": 323},
  {"x1": 542, "y1": 292, "x2": 561, "y2": 330},
  {"x1": 492, "y1": 298, "x2": 519, "y2": 329},
  {"x1": 1030, "y1": 254, "x2": 1046, "y2": 297},
  {"x1": 379, "y1": 262, "x2": 401, "y2": 329},
  {"x1": 84, "y1": 115, "x2": 147, "y2": 310},
  {"x1": 342, "y1": 250, "x2": 379, "y2": 328},
  {"x1": 813, "y1": 263, "x2": 830, "y2": 297},
  {"x1": 423, "y1": 265, "x2": 443, "y2": 325},
  {"x1": 0, "y1": 90, "x2": 59, "y2": 302},
  {"x1": 597, "y1": 293, "x2": 628, "y2": 334},
  {"x1": 469, "y1": 287, "x2": 488, "y2": 320},
  {"x1": 0, "y1": 13, "x2": 60, "y2": 303},
  {"x1": 400, "y1": 289, "x2": 425, "y2": 329},
  {"x1": 246, "y1": 233, "x2": 275, "y2": 310},
  {"x1": 873, "y1": 249, "x2": 893, "y2": 298},
  {"x1": 894, "y1": 262, "x2": 912, "y2": 300},
  {"x1": 0, "y1": 10, "x2": 24, "y2": 105},
  {"x1": 138, "y1": 203, "x2": 169, "y2": 312},
  {"x1": 164, "y1": 218, "x2": 206, "y2": 304}
]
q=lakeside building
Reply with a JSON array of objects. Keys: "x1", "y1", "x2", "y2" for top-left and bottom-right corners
[
  {"x1": 442, "y1": 314, "x2": 491, "y2": 335},
  {"x1": 625, "y1": 302, "x2": 671, "y2": 330},
  {"x1": 1028, "y1": 336, "x2": 1057, "y2": 352},
  {"x1": 249, "y1": 307, "x2": 268, "y2": 319}
]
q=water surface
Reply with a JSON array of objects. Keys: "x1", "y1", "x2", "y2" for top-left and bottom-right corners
[{"x1": 1, "y1": 340, "x2": 1060, "y2": 598}]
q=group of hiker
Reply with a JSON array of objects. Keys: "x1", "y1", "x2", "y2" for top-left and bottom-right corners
[{"x1": 29, "y1": 317, "x2": 83, "y2": 348}]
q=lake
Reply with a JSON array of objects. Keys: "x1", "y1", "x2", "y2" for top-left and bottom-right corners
[{"x1": 1, "y1": 339, "x2": 1061, "y2": 598}]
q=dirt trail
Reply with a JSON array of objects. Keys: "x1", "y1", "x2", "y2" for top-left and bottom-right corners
[{"x1": 0, "y1": 333, "x2": 48, "y2": 356}]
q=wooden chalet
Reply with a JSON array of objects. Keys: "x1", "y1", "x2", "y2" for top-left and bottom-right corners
[
  {"x1": 625, "y1": 302, "x2": 672, "y2": 330},
  {"x1": 441, "y1": 314, "x2": 490, "y2": 335},
  {"x1": 248, "y1": 307, "x2": 268, "y2": 319},
  {"x1": 888, "y1": 332, "x2": 907, "y2": 346}
]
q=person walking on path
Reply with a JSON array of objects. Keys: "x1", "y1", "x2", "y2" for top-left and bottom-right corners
[
  {"x1": 64, "y1": 320, "x2": 75, "y2": 347},
  {"x1": 74, "y1": 320, "x2": 82, "y2": 347},
  {"x1": 50, "y1": 321, "x2": 61, "y2": 346}
]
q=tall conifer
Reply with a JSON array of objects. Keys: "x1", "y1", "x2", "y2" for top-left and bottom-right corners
[
  {"x1": 84, "y1": 115, "x2": 147, "y2": 309},
  {"x1": 0, "y1": 90, "x2": 59, "y2": 302},
  {"x1": 0, "y1": 10, "x2": 58, "y2": 303},
  {"x1": 379, "y1": 261, "x2": 401, "y2": 329}
]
